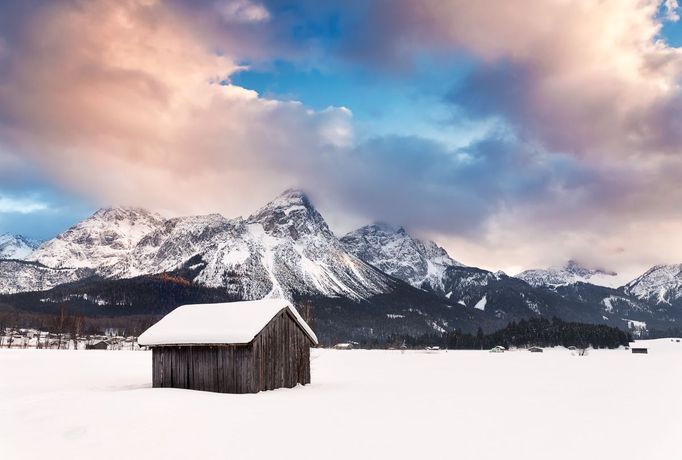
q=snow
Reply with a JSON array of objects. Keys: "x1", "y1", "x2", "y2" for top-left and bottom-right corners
[
  {"x1": 602, "y1": 295, "x2": 616, "y2": 312},
  {"x1": 625, "y1": 263, "x2": 682, "y2": 303},
  {"x1": 137, "y1": 299, "x2": 318, "y2": 346},
  {"x1": 2, "y1": 339, "x2": 681, "y2": 460},
  {"x1": 220, "y1": 245, "x2": 251, "y2": 266},
  {"x1": 428, "y1": 320, "x2": 447, "y2": 333},
  {"x1": 0, "y1": 260, "x2": 81, "y2": 294},
  {"x1": 624, "y1": 319, "x2": 647, "y2": 332},
  {"x1": 0, "y1": 233, "x2": 38, "y2": 259},
  {"x1": 517, "y1": 260, "x2": 622, "y2": 288},
  {"x1": 525, "y1": 299, "x2": 542, "y2": 314},
  {"x1": 586, "y1": 272, "x2": 627, "y2": 288},
  {"x1": 474, "y1": 295, "x2": 487, "y2": 310},
  {"x1": 27, "y1": 207, "x2": 165, "y2": 270},
  {"x1": 340, "y1": 223, "x2": 462, "y2": 294}
]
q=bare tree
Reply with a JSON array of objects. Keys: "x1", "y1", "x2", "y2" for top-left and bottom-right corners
[
  {"x1": 6, "y1": 324, "x2": 17, "y2": 349},
  {"x1": 55, "y1": 304, "x2": 68, "y2": 350},
  {"x1": 70, "y1": 315, "x2": 83, "y2": 350}
]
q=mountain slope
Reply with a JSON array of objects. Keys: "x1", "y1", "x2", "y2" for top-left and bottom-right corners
[
  {"x1": 341, "y1": 223, "x2": 462, "y2": 294},
  {"x1": 624, "y1": 264, "x2": 682, "y2": 307},
  {"x1": 438, "y1": 265, "x2": 576, "y2": 319},
  {"x1": 552, "y1": 282, "x2": 675, "y2": 334},
  {"x1": 194, "y1": 190, "x2": 394, "y2": 300},
  {"x1": 0, "y1": 234, "x2": 39, "y2": 259},
  {"x1": 415, "y1": 263, "x2": 677, "y2": 335},
  {"x1": 27, "y1": 207, "x2": 165, "y2": 271},
  {"x1": 339, "y1": 224, "x2": 679, "y2": 332},
  {"x1": 115, "y1": 213, "x2": 235, "y2": 278},
  {"x1": 338, "y1": 224, "x2": 564, "y2": 320},
  {"x1": 0, "y1": 260, "x2": 87, "y2": 294},
  {"x1": 516, "y1": 260, "x2": 620, "y2": 288}
]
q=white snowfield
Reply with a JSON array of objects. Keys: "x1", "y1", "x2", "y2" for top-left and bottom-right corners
[
  {"x1": 137, "y1": 299, "x2": 318, "y2": 346},
  {"x1": 2, "y1": 339, "x2": 681, "y2": 460}
]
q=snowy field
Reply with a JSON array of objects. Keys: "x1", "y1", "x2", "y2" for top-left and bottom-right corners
[{"x1": 2, "y1": 339, "x2": 681, "y2": 460}]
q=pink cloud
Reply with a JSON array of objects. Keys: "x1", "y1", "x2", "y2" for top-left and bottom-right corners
[{"x1": 0, "y1": 0, "x2": 351, "y2": 218}]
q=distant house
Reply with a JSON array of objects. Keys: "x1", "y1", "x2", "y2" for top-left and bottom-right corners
[
  {"x1": 86, "y1": 340, "x2": 109, "y2": 350},
  {"x1": 489, "y1": 346, "x2": 505, "y2": 353},
  {"x1": 631, "y1": 348, "x2": 648, "y2": 354},
  {"x1": 137, "y1": 299, "x2": 318, "y2": 394},
  {"x1": 528, "y1": 346, "x2": 543, "y2": 353},
  {"x1": 333, "y1": 343, "x2": 353, "y2": 350}
]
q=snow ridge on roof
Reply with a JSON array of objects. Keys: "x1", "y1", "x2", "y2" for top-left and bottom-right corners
[{"x1": 137, "y1": 299, "x2": 318, "y2": 346}]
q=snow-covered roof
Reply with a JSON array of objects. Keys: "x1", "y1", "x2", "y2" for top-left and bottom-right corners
[{"x1": 137, "y1": 299, "x2": 318, "y2": 346}]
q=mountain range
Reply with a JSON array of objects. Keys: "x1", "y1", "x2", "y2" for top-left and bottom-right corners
[{"x1": 1, "y1": 189, "x2": 681, "y2": 342}]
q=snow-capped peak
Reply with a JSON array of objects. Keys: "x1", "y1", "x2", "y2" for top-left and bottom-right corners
[
  {"x1": 256, "y1": 188, "x2": 310, "y2": 210},
  {"x1": 248, "y1": 189, "x2": 331, "y2": 240},
  {"x1": 0, "y1": 233, "x2": 39, "y2": 259},
  {"x1": 624, "y1": 264, "x2": 682, "y2": 305},
  {"x1": 516, "y1": 260, "x2": 620, "y2": 288},
  {"x1": 340, "y1": 223, "x2": 463, "y2": 293},
  {"x1": 26, "y1": 206, "x2": 165, "y2": 270}
]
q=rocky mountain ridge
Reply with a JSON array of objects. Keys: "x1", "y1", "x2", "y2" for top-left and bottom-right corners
[
  {"x1": 340, "y1": 223, "x2": 462, "y2": 295},
  {"x1": 624, "y1": 264, "x2": 682, "y2": 307},
  {"x1": 0, "y1": 233, "x2": 39, "y2": 259}
]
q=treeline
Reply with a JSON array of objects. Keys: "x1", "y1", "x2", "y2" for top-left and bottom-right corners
[
  {"x1": 1, "y1": 270, "x2": 240, "y2": 318},
  {"x1": 377, "y1": 317, "x2": 632, "y2": 350},
  {"x1": 0, "y1": 304, "x2": 159, "y2": 338},
  {"x1": 642, "y1": 327, "x2": 682, "y2": 339}
]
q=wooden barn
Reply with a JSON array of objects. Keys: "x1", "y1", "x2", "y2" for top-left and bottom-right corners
[
  {"x1": 137, "y1": 299, "x2": 318, "y2": 394},
  {"x1": 86, "y1": 340, "x2": 109, "y2": 350}
]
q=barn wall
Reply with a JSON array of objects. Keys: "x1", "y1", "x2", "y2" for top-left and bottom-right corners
[
  {"x1": 151, "y1": 308, "x2": 313, "y2": 394},
  {"x1": 252, "y1": 309, "x2": 312, "y2": 391},
  {"x1": 152, "y1": 345, "x2": 256, "y2": 393}
]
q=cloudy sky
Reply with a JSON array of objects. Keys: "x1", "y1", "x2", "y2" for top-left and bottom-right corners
[{"x1": 1, "y1": 0, "x2": 682, "y2": 280}]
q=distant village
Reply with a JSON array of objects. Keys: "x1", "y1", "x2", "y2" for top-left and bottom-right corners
[{"x1": 0, "y1": 327, "x2": 141, "y2": 351}]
